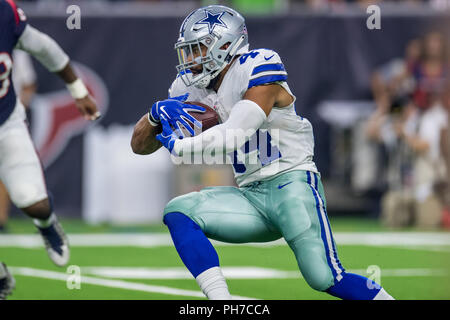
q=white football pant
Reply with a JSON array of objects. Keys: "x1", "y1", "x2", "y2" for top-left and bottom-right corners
[{"x1": 0, "y1": 100, "x2": 48, "y2": 208}]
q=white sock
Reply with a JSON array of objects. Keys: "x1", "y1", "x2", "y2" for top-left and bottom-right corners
[
  {"x1": 33, "y1": 212, "x2": 56, "y2": 228},
  {"x1": 195, "y1": 267, "x2": 232, "y2": 300},
  {"x1": 373, "y1": 288, "x2": 395, "y2": 300}
]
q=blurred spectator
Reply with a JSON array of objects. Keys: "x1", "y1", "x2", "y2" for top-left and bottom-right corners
[
  {"x1": 367, "y1": 32, "x2": 449, "y2": 229},
  {"x1": 411, "y1": 32, "x2": 448, "y2": 111},
  {"x1": 439, "y1": 82, "x2": 450, "y2": 227},
  {"x1": 397, "y1": 96, "x2": 447, "y2": 229},
  {"x1": 371, "y1": 38, "x2": 421, "y2": 113},
  {"x1": 366, "y1": 100, "x2": 416, "y2": 228},
  {"x1": 0, "y1": 50, "x2": 37, "y2": 232},
  {"x1": 355, "y1": 38, "x2": 420, "y2": 199}
]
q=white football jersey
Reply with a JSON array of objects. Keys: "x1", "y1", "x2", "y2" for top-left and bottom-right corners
[{"x1": 168, "y1": 48, "x2": 318, "y2": 187}]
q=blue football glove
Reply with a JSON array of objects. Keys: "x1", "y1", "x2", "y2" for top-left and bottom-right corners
[
  {"x1": 156, "y1": 114, "x2": 179, "y2": 154},
  {"x1": 149, "y1": 98, "x2": 205, "y2": 138}
]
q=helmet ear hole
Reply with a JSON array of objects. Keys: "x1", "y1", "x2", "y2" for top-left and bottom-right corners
[
  {"x1": 220, "y1": 42, "x2": 232, "y2": 50},
  {"x1": 218, "y1": 42, "x2": 232, "y2": 61}
]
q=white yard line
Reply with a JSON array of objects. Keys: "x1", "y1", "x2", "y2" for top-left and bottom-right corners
[
  {"x1": 335, "y1": 232, "x2": 450, "y2": 246},
  {"x1": 0, "y1": 232, "x2": 449, "y2": 248},
  {"x1": 8, "y1": 267, "x2": 257, "y2": 300},
  {"x1": 348, "y1": 268, "x2": 448, "y2": 277},
  {"x1": 10, "y1": 265, "x2": 448, "y2": 282},
  {"x1": 6, "y1": 265, "x2": 447, "y2": 300},
  {"x1": 79, "y1": 266, "x2": 448, "y2": 279},
  {"x1": 81, "y1": 266, "x2": 301, "y2": 279},
  {"x1": 391, "y1": 245, "x2": 450, "y2": 253}
]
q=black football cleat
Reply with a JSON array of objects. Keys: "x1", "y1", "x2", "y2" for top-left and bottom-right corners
[
  {"x1": 36, "y1": 217, "x2": 70, "y2": 267},
  {"x1": 0, "y1": 263, "x2": 15, "y2": 300}
]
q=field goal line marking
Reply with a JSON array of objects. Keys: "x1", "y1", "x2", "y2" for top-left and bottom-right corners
[{"x1": 9, "y1": 267, "x2": 257, "y2": 300}]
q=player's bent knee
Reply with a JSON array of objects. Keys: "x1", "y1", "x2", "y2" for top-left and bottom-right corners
[
  {"x1": 163, "y1": 192, "x2": 203, "y2": 221},
  {"x1": 9, "y1": 182, "x2": 48, "y2": 209},
  {"x1": 288, "y1": 238, "x2": 336, "y2": 292},
  {"x1": 300, "y1": 262, "x2": 336, "y2": 291}
]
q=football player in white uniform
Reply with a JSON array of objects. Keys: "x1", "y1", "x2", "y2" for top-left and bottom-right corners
[
  {"x1": 131, "y1": 5, "x2": 394, "y2": 300},
  {"x1": 0, "y1": 0, "x2": 100, "y2": 299}
]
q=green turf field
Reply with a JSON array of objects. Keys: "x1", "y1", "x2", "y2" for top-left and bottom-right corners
[{"x1": 1, "y1": 218, "x2": 449, "y2": 300}]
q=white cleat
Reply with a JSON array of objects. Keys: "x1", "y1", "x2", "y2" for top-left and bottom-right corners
[{"x1": 36, "y1": 218, "x2": 70, "y2": 267}]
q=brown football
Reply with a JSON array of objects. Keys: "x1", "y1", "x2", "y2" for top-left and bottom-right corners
[{"x1": 183, "y1": 101, "x2": 220, "y2": 136}]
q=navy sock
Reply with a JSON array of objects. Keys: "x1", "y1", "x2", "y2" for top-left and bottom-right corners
[
  {"x1": 163, "y1": 212, "x2": 219, "y2": 278},
  {"x1": 326, "y1": 272, "x2": 382, "y2": 300}
]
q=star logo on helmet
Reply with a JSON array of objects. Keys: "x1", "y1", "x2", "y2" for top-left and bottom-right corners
[{"x1": 195, "y1": 11, "x2": 227, "y2": 34}]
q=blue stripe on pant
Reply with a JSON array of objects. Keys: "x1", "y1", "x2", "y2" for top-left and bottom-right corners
[
  {"x1": 313, "y1": 173, "x2": 345, "y2": 275},
  {"x1": 307, "y1": 172, "x2": 386, "y2": 299},
  {"x1": 307, "y1": 171, "x2": 344, "y2": 282}
]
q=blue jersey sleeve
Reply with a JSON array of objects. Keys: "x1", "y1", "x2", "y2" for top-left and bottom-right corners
[
  {"x1": 238, "y1": 48, "x2": 288, "y2": 90},
  {"x1": 1, "y1": 0, "x2": 28, "y2": 42},
  {"x1": 0, "y1": 0, "x2": 28, "y2": 125}
]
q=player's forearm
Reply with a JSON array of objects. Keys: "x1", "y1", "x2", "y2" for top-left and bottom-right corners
[
  {"x1": 173, "y1": 99, "x2": 266, "y2": 156},
  {"x1": 56, "y1": 63, "x2": 91, "y2": 100},
  {"x1": 56, "y1": 63, "x2": 77, "y2": 84},
  {"x1": 131, "y1": 115, "x2": 163, "y2": 155}
]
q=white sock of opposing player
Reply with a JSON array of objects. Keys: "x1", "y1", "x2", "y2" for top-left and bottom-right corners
[
  {"x1": 195, "y1": 266, "x2": 232, "y2": 300},
  {"x1": 33, "y1": 212, "x2": 56, "y2": 228},
  {"x1": 373, "y1": 288, "x2": 395, "y2": 300}
]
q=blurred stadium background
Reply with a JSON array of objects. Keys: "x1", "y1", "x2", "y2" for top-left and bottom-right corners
[{"x1": 1, "y1": 0, "x2": 450, "y2": 300}]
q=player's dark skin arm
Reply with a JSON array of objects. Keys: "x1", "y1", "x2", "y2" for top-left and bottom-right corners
[
  {"x1": 56, "y1": 62, "x2": 78, "y2": 83},
  {"x1": 133, "y1": 47, "x2": 292, "y2": 155},
  {"x1": 56, "y1": 62, "x2": 100, "y2": 121},
  {"x1": 130, "y1": 84, "x2": 293, "y2": 155},
  {"x1": 209, "y1": 53, "x2": 293, "y2": 115},
  {"x1": 243, "y1": 83, "x2": 294, "y2": 116},
  {"x1": 131, "y1": 115, "x2": 162, "y2": 155}
]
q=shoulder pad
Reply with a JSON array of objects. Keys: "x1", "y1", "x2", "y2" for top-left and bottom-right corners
[{"x1": 237, "y1": 49, "x2": 288, "y2": 90}]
